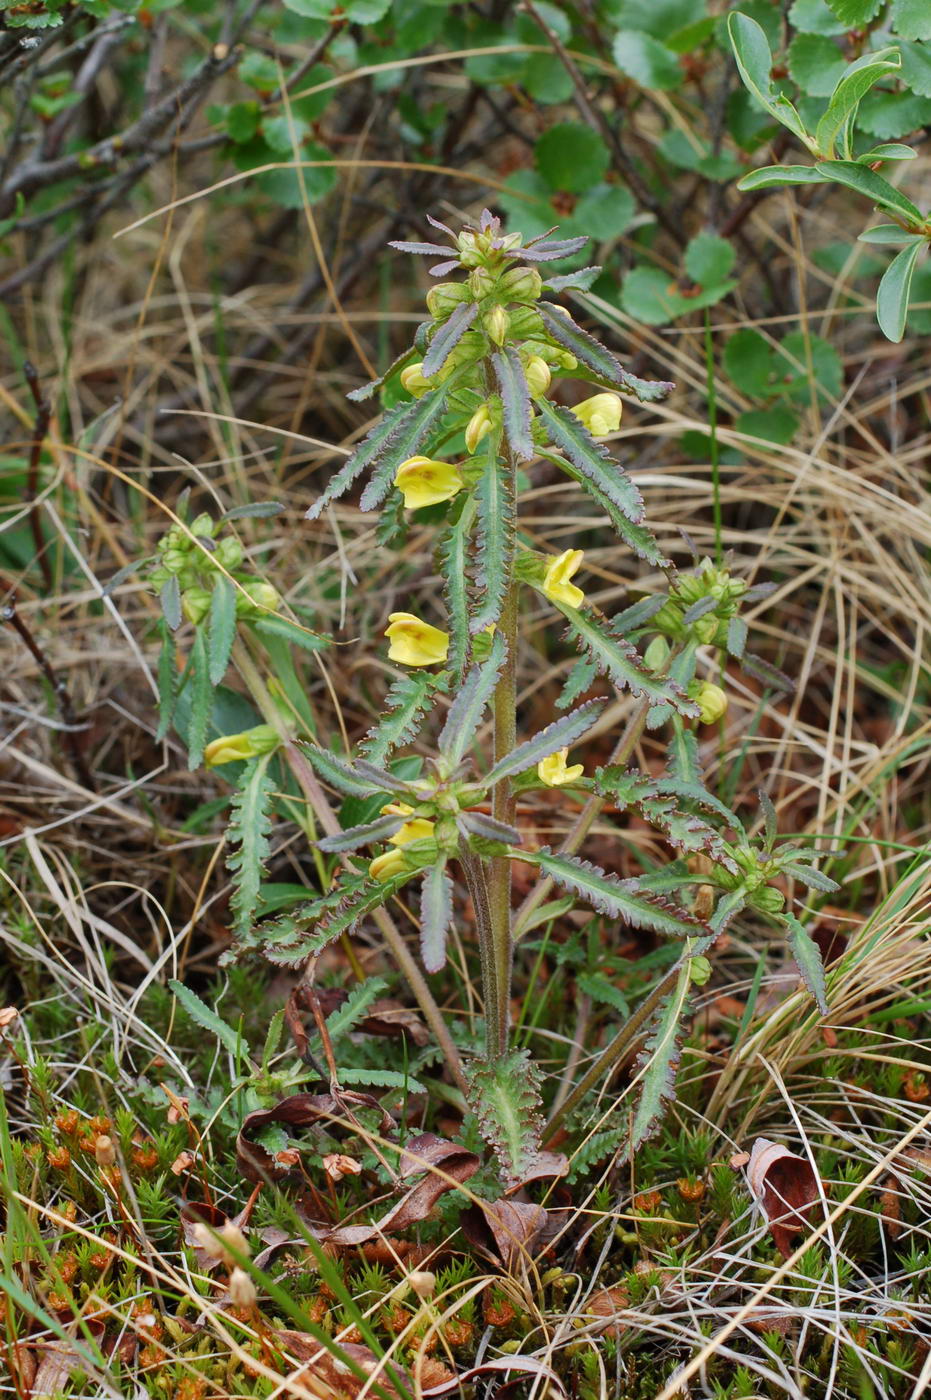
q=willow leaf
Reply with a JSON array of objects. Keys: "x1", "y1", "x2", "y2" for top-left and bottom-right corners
[
  {"x1": 491, "y1": 346, "x2": 534, "y2": 462},
  {"x1": 532, "y1": 849, "x2": 706, "y2": 937},
  {"x1": 419, "y1": 860, "x2": 454, "y2": 973},
  {"x1": 471, "y1": 452, "x2": 514, "y2": 633},
  {"x1": 485, "y1": 699, "x2": 604, "y2": 785},
  {"x1": 556, "y1": 604, "x2": 696, "y2": 714},
  {"x1": 536, "y1": 397, "x2": 643, "y2": 523}
]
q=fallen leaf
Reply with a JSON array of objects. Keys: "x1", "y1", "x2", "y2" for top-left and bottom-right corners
[
  {"x1": 745, "y1": 1137, "x2": 821, "y2": 1257},
  {"x1": 274, "y1": 1330, "x2": 410, "y2": 1398},
  {"x1": 880, "y1": 1174, "x2": 903, "y2": 1239},
  {"x1": 170, "y1": 1149, "x2": 194, "y2": 1175},
  {"x1": 580, "y1": 1285, "x2": 630, "y2": 1338},
  {"x1": 420, "y1": 1354, "x2": 567, "y2": 1397},
  {"x1": 460, "y1": 1198, "x2": 548, "y2": 1269}
]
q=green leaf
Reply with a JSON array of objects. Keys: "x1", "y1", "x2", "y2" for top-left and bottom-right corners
[
  {"x1": 621, "y1": 265, "x2": 737, "y2": 325},
  {"x1": 900, "y1": 40, "x2": 931, "y2": 97},
  {"x1": 226, "y1": 101, "x2": 261, "y2": 143},
  {"x1": 334, "y1": 1065, "x2": 428, "y2": 1096},
  {"x1": 421, "y1": 301, "x2": 479, "y2": 378},
  {"x1": 612, "y1": 29, "x2": 682, "y2": 90},
  {"x1": 727, "y1": 13, "x2": 813, "y2": 146},
  {"x1": 824, "y1": 0, "x2": 884, "y2": 21},
  {"x1": 532, "y1": 849, "x2": 707, "y2": 937},
  {"x1": 169, "y1": 980, "x2": 248, "y2": 1059},
  {"x1": 360, "y1": 672, "x2": 438, "y2": 766},
  {"x1": 258, "y1": 874, "x2": 411, "y2": 967},
  {"x1": 893, "y1": 0, "x2": 931, "y2": 40},
  {"x1": 419, "y1": 861, "x2": 453, "y2": 973},
  {"x1": 781, "y1": 912, "x2": 829, "y2": 1012},
  {"x1": 789, "y1": 0, "x2": 848, "y2": 35},
  {"x1": 858, "y1": 223, "x2": 925, "y2": 243},
  {"x1": 535, "y1": 122, "x2": 611, "y2": 193},
  {"x1": 815, "y1": 48, "x2": 902, "y2": 158},
  {"x1": 816, "y1": 159, "x2": 925, "y2": 227},
  {"x1": 484, "y1": 699, "x2": 605, "y2": 785},
  {"x1": 876, "y1": 239, "x2": 924, "y2": 341},
  {"x1": 631, "y1": 961, "x2": 691, "y2": 1147},
  {"x1": 857, "y1": 90, "x2": 931, "y2": 140},
  {"x1": 302, "y1": 743, "x2": 395, "y2": 798},
  {"x1": 160, "y1": 574, "x2": 182, "y2": 632},
  {"x1": 788, "y1": 33, "x2": 848, "y2": 97},
  {"x1": 465, "y1": 1049, "x2": 544, "y2": 1187},
  {"x1": 536, "y1": 302, "x2": 627, "y2": 388},
  {"x1": 187, "y1": 629, "x2": 212, "y2": 770},
  {"x1": 208, "y1": 575, "x2": 236, "y2": 685},
  {"x1": 684, "y1": 232, "x2": 736, "y2": 287},
  {"x1": 779, "y1": 331, "x2": 844, "y2": 404},
  {"x1": 536, "y1": 398, "x2": 644, "y2": 523},
  {"x1": 252, "y1": 615, "x2": 328, "y2": 655},
  {"x1": 724, "y1": 328, "x2": 779, "y2": 396},
  {"x1": 492, "y1": 346, "x2": 534, "y2": 462},
  {"x1": 668, "y1": 718, "x2": 701, "y2": 785},
  {"x1": 156, "y1": 620, "x2": 178, "y2": 744},
  {"x1": 227, "y1": 754, "x2": 275, "y2": 941},
  {"x1": 438, "y1": 632, "x2": 506, "y2": 766},
  {"x1": 438, "y1": 498, "x2": 475, "y2": 678},
  {"x1": 735, "y1": 165, "x2": 825, "y2": 190},
  {"x1": 471, "y1": 452, "x2": 515, "y2": 633},
  {"x1": 573, "y1": 184, "x2": 637, "y2": 240},
  {"x1": 735, "y1": 405, "x2": 800, "y2": 444},
  {"x1": 556, "y1": 604, "x2": 698, "y2": 714}
]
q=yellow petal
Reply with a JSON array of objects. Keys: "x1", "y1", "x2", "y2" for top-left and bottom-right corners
[
  {"x1": 542, "y1": 549, "x2": 585, "y2": 609},
  {"x1": 369, "y1": 849, "x2": 408, "y2": 882},
  {"x1": 389, "y1": 818, "x2": 435, "y2": 846},
  {"x1": 381, "y1": 801, "x2": 414, "y2": 818},
  {"x1": 571, "y1": 393, "x2": 622, "y2": 437},
  {"x1": 537, "y1": 748, "x2": 584, "y2": 787},
  {"x1": 394, "y1": 457, "x2": 464, "y2": 509},
  {"x1": 384, "y1": 612, "x2": 449, "y2": 667}
]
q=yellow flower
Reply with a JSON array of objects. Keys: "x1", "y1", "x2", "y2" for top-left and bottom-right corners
[
  {"x1": 465, "y1": 404, "x2": 493, "y2": 453},
  {"x1": 382, "y1": 801, "x2": 435, "y2": 846},
  {"x1": 369, "y1": 848, "x2": 408, "y2": 883},
  {"x1": 524, "y1": 355, "x2": 551, "y2": 398},
  {"x1": 385, "y1": 612, "x2": 449, "y2": 667},
  {"x1": 571, "y1": 392, "x2": 623, "y2": 437},
  {"x1": 542, "y1": 549, "x2": 585, "y2": 609},
  {"x1": 400, "y1": 363, "x2": 433, "y2": 398},
  {"x1": 394, "y1": 456, "x2": 464, "y2": 510},
  {"x1": 204, "y1": 724, "x2": 279, "y2": 767},
  {"x1": 696, "y1": 681, "x2": 728, "y2": 725},
  {"x1": 537, "y1": 748, "x2": 584, "y2": 787}
]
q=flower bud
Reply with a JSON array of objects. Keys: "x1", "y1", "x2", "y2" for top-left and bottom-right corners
[
  {"x1": 214, "y1": 536, "x2": 244, "y2": 571},
  {"x1": 500, "y1": 266, "x2": 543, "y2": 302},
  {"x1": 189, "y1": 513, "x2": 216, "y2": 539},
  {"x1": 425, "y1": 282, "x2": 470, "y2": 320},
  {"x1": 161, "y1": 547, "x2": 189, "y2": 575},
  {"x1": 468, "y1": 266, "x2": 496, "y2": 299},
  {"x1": 689, "y1": 955, "x2": 713, "y2": 986},
  {"x1": 400, "y1": 362, "x2": 433, "y2": 398},
  {"x1": 751, "y1": 885, "x2": 786, "y2": 914},
  {"x1": 483, "y1": 306, "x2": 510, "y2": 346},
  {"x1": 181, "y1": 587, "x2": 212, "y2": 627},
  {"x1": 642, "y1": 635, "x2": 670, "y2": 673},
  {"x1": 696, "y1": 681, "x2": 728, "y2": 725},
  {"x1": 524, "y1": 355, "x2": 551, "y2": 398},
  {"x1": 204, "y1": 723, "x2": 279, "y2": 768},
  {"x1": 409, "y1": 1271, "x2": 436, "y2": 1300},
  {"x1": 456, "y1": 231, "x2": 482, "y2": 267},
  {"x1": 217, "y1": 1222, "x2": 250, "y2": 1266},
  {"x1": 235, "y1": 580, "x2": 280, "y2": 616},
  {"x1": 465, "y1": 403, "x2": 494, "y2": 454},
  {"x1": 369, "y1": 848, "x2": 408, "y2": 883},
  {"x1": 228, "y1": 1267, "x2": 257, "y2": 1310}
]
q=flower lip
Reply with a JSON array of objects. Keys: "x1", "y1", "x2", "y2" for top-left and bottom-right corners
[
  {"x1": 542, "y1": 549, "x2": 585, "y2": 609},
  {"x1": 384, "y1": 612, "x2": 450, "y2": 667},
  {"x1": 538, "y1": 747, "x2": 585, "y2": 787},
  {"x1": 394, "y1": 457, "x2": 464, "y2": 510},
  {"x1": 571, "y1": 392, "x2": 623, "y2": 438}
]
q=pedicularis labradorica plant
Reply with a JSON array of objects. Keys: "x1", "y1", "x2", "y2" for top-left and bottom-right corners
[{"x1": 148, "y1": 211, "x2": 839, "y2": 1183}]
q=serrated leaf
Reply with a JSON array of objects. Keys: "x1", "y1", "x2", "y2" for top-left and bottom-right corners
[
  {"x1": 438, "y1": 632, "x2": 506, "y2": 766},
  {"x1": 302, "y1": 743, "x2": 396, "y2": 798},
  {"x1": 532, "y1": 849, "x2": 706, "y2": 937},
  {"x1": 438, "y1": 499, "x2": 475, "y2": 678},
  {"x1": 465, "y1": 1049, "x2": 544, "y2": 1187},
  {"x1": 781, "y1": 861, "x2": 840, "y2": 892},
  {"x1": 548, "y1": 450, "x2": 667, "y2": 564},
  {"x1": 208, "y1": 575, "x2": 237, "y2": 685},
  {"x1": 227, "y1": 754, "x2": 275, "y2": 940},
  {"x1": 169, "y1": 980, "x2": 248, "y2": 1058},
  {"x1": 457, "y1": 810, "x2": 521, "y2": 846},
  {"x1": 484, "y1": 699, "x2": 605, "y2": 785},
  {"x1": 630, "y1": 962, "x2": 691, "y2": 1147},
  {"x1": 334, "y1": 1065, "x2": 428, "y2": 1096},
  {"x1": 156, "y1": 620, "x2": 178, "y2": 743},
  {"x1": 187, "y1": 629, "x2": 212, "y2": 770},
  {"x1": 536, "y1": 398, "x2": 644, "y2": 523},
  {"x1": 221, "y1": 501, "x2": 285, "y2": 521},
  {"x1": 160, "y1": 574, "x2": 182, "y2": 632},
  {"x1": 815, "y1": 159, "x2": 925, "y2": 227},
  {"x1": 781, "y1": 911, "x2": 829, "y2": 1013},
  {"x1": 825, "y1": 0, "x2": 884, "y2": 22},
  {"x1": 421, "y1": 301, "x2": 479, "y2": 378},
  {"x1": 471, "y1": 452, "x2": 514, "y2": 633},
  {"x1": 727, "y1": 615, "x2": 749, "y2": 659},
  {"x1": 347, "y1": 344, "x2": 419, "y2": 403},
  {"x1": 359, "y1": 376, "x2": 461, "y2": 512},
  {"x1": 543, "y1": 266, "x2": 602, "y2": 293},
  {"x1": 668, "y1": 717, "x2": 700, "y2": 785},
  {"x1": 684, "y1": 232, "x2": 736, "y2": 287},
  {"x1": 788, "y1": 33, "x2": 848, "y2": 97},
  {"x1": 876, "y1": 240, "x2": 924, "y2": 342},
  {"x1": 254, "y1": 873, "x2": 409, "y2": 967},
  {"x1": 317, "y1": 813, "x2": 405, "y2": 853},
  {"x1": 556, "y1": 604, "x2": 697, "y2": 713},
  {"x1": 360, "y1": 672, "x2": 438, "y2": 765},
  {"x1": 535, "y1": 122, "x2": 611, "y2": 193},
  {"x1": 577, "y1": 971, "x2": 629, "y2": 1016},
  {"x1": 419, "y1": 861, "x2": 453, "y2": 973},
  {"x1": 557, "y1": 655, "x2": 599, "y2": 709},
  {"x1": 894, "y1": 0, "x2": 931, "y2": 40},
  {"x1": 252, "y1": 615, "x2": 328, "y2": 655},
  {"x1": 537, "y1": 302, "x2": 632, "y2": 390},
  {"x1": 491, "y1": 346, "x2": 534, "y2": 463},
  {"x1": 613, "y1": 29, "x2": 682, "y2": 90},
  {"x1": 759, "y1": 788, "x2": 778, "y2": 849}
]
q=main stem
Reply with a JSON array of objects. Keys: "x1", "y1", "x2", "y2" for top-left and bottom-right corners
[{"x1": 486, "y1": 478, "x2": 520, "y2": 1061}]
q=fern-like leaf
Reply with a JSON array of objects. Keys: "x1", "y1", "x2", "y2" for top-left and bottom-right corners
[
  {"x1": 536, "y1": 302, "x2": 674, "y2": 402},
  {"x1": 485, "y1": 699, "x2": 604, "y2": 785},
  {"x1": 557, "y1": 604, "x2": 697, "y2": 715},
  {"x1": 419, "y1": 860, "x2": 454, "y2": 973},
  {"x1": 438, "y1": 498, "x2": 475, "y2": 678},
  {"x1": 491, "y1": 346, "x2": 534, "y2": 462},
  {"x1": 360, "y1": 671, "x2": 440, "y2": 766},
  {"x1": 532, "y1": 849, "x2": 706, "y2": 938},
  {"x1": 470, "y1": 451, "x2": 514, "y2": 633},
  {"x1": 466, "y1": 1048, "x2": 544, "y2": 1187},
  {"x1": 630, "y1": 962, "x2": 691, "y2": 1148},
  {"x1": 536, "y1": 398, "x2": 643, "y2": 522},
  {"x1": 227, "y1": 755, "x2": 275, "y2": 941}
]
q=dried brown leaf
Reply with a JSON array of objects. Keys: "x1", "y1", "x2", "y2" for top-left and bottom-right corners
[{"x1": 746, "y1": 1137, "x2": 820, "y2": 1257}]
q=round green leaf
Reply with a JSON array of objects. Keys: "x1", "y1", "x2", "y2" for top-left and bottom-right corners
[
  {"x1": 573, "y1": 183, "x2": 637, "y2": 239},
  {"x1": 684, "y1": 231, "x2": 736, "y2": 287},
  {"x1": 735, "y1": 405, "x2": 800, "y2": 445},
  {"x1": 788, "y1": 0, "x2": 847, "y2": 35},
  {"x1": 612, "y1": 29, "x2": 682, "y2": 90},
  {"x1": 857, "y1": 90, "x2": 931, "y2": 138},
  {"x1": 534, "y1": 122, "x2": 611, "y2": 193},
  {"x1": 724, "y1": 329, "x2": 779, "y2": 398},
  {"x1": 900, "y1": 41, "x2": 931, "y2": 97},
  {"x1": 893, "y1": 0, "x2": 931, "y2": 40},
  {"x1": 825, "y1": 0, "x2": 884, "y2": 22},
  {"x1": 787, "y1": 33, "x2": 847, "y2": 96}
]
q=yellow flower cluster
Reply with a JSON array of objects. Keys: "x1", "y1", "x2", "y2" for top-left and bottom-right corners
[
  {"x1": 542, "y1": 549, "x2": 586, "y2": 608},
  {"x1": 537, "y1": 748, "x2": 584, "y2": 786}
]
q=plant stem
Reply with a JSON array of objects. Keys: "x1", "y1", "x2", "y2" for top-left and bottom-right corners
[
  {"x1": 543, "y1": 955, "x2": 684, "y2": 1143},
  {"x1": 486, "y1": 572, "x2": 519, "y2": 1060}
]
